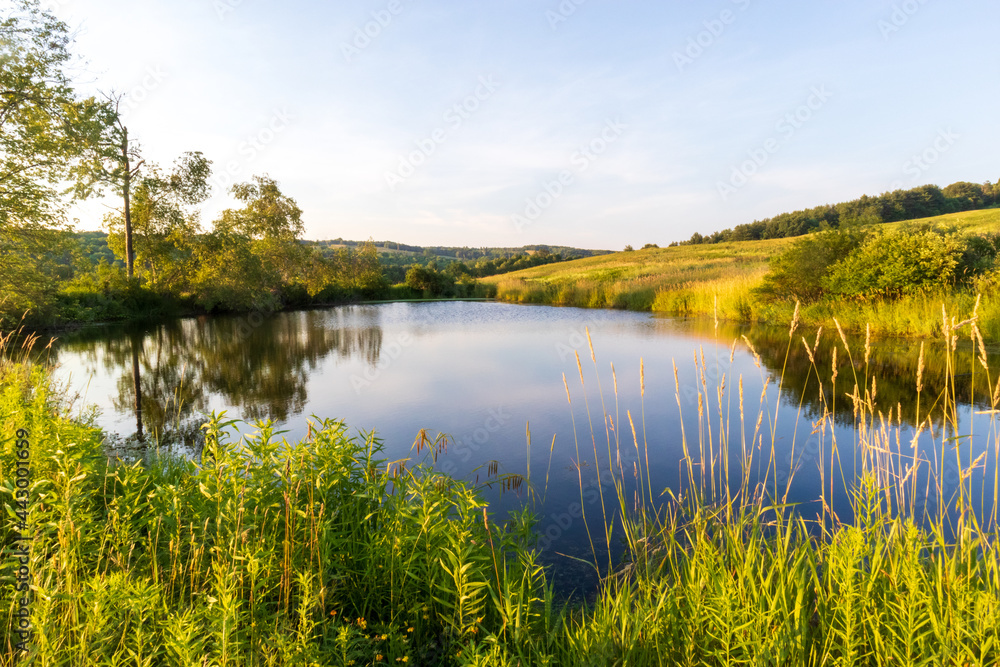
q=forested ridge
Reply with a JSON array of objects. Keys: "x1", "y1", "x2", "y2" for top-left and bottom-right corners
[{"x1": 678, "y1": 181, "x2": 999, "y2": 245}]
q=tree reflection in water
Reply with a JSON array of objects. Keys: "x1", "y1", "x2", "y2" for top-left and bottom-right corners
[
  {"x1": 55, "y1": 308, "x2": 390, "y2": 451},
  {"x1": 693, "y1": 318, "x2": 1000, "y2": 431}
]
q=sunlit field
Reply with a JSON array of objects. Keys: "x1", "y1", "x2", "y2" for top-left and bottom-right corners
[{"x1": 486, "y1": 208, "x2": 1000, "y2": 341}]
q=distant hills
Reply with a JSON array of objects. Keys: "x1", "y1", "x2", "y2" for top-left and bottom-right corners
[{"x1": 64, "y1": 231, "x2": 612, "y2": 280}]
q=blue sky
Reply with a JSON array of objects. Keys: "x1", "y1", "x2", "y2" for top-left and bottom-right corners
[{"x1": 53, "y1": 0, "x2": 1000, "y2": 249}]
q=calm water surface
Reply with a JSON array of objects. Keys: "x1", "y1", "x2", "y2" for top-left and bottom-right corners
[{"x1": 47, "y1": 302, "x2": 1000, "y2": 593}]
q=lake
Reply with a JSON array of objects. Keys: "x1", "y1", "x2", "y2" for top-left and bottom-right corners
[{"x1": 46, "y1": 301, "x2": 1000, "y2": 594}]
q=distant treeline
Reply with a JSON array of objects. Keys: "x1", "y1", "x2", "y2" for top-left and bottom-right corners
[
  {"x1": 677, "y1": 181, "x2": 999, "y2": 246},
  {"x1": 306, "y1": 240, "x2": 609, "y2": 285},
  {"x1": 309, "y1": 239, "x2": 609, "y2": 261}
]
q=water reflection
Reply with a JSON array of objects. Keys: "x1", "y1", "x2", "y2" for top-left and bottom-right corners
[
  {"x1": 54, "y1": 308, "x2": 392, "y2": 446},
  {"x1": 48, "y1": 306, "x2": 1000, "y2": 459},
  {"x1": 686, "y1": 318, "x2": 1000, "y2": 430}
]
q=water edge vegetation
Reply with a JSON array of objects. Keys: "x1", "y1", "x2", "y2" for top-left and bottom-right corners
[{"x1": 4, "y1": 300, "x2": 1000, "y2": 664}]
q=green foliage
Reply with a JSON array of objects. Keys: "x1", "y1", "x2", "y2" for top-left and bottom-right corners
[
  {"x1": 405, "y1": 263, "x2": 453, "y2": 295},
  {"x1": 0, "y1": 1, "x2": 105, "y2": 228},
  {"x1": 486, "y1": 208, "x2": 1000, "y2": 341},
  {"x1": 823, "y1": 228, "x2": 965, "y2": 300},
  {"x1": 191, "y1": 229, "x2": 280, "y2": 312},
  {"x1": 759, "y1": 225, "x2": 996, "y2": 305},
  {"x1": 191, "y1": 176, "x2": 340, "y2": 312},
  {"x1": 216, "y1": 174, "x2": 303, "y2": 241},
  {"x1": 756, "y1": 226, "x2": 870, "y2": 302},
  {"x1": 327, "y1": 241, "x2": 388, "y2": 295},
  {"x1": 0, "y1": 1, "x2": 112, "y2": 325}
]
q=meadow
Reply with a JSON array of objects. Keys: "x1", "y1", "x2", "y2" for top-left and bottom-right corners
[
  {"x1": 485, "y1": 208, "x2": 1000, "y2": 341},
  {"x1": 4, "y1": 296, "x2": 1000, "y2": 665}
]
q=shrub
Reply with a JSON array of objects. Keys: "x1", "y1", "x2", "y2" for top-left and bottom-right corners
[
  {"x1": 823, "y1": 228, "x2": 964, "y2": 301},
  {"x1": 756, "y1": 227, "x2": 869, "y2": 302}
]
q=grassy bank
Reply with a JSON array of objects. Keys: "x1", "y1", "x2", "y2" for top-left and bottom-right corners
[
  {"x1": 3, "y1": 302, "x2": 1000, "y2": 664},
  {"x1": 485, "y1": 208, "x2": 1000, "y2": 341}
]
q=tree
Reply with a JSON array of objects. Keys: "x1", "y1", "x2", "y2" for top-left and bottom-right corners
[
  {"x1": 406, "y1": 264, "x2": 448, "y2": 294},
  {"x1": 72, "y1": 93, "x2": 146, "y2": 280},
  {"x1": 943, "y1": 181, "x2": 985, "y2": 211},
  {"x1": 0, "y1": 1, "x2": 108, "y2": 321},
  {"x1": 103, "y1": 151, "x2": 212, "y2": 290},
  {"x1": 332, "y1": 240, "x2": 386, "y2": 293},
  {"x1": 0, "y1": 1, "x2": 103, "y2": 225},
  {"x1": 215, "y1": 174, "x2": 304, "y2": 241},
  {"x1": 194, "y1": 175, "x2": 322, "y2": 310}
]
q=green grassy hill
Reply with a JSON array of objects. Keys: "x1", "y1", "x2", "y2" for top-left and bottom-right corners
[{"x1": 484, "y1": 208, "x2": 1000, "y2": 339}]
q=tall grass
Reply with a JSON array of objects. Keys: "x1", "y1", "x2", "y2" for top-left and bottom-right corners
[
  {"x1": 3, "y1": 298, "x2": 1000, "y2": 664},
  {"x1": 2, "y1": 332, "x2": 550, "y2": 665},
  {"x1": 548, "y1": 301, "x2": 1000, "y2": 664}
]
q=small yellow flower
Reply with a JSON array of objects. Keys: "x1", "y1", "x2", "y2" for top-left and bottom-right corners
[
  {"x1": 406, "y1": 627, "x2": 414, "y2": 633},
  {"x1": 357, "y1": 617, "x2": 367, "y2": 630},
  {"x1": 375, "y1": 655, "x2": 383, "y2": 661}
]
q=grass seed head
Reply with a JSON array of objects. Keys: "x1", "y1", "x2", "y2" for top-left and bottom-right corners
[
  {"x1": 834, "y1": 318, "x2": 849, "y2": 352},
  {"x1": 916, "y1": 342, "x2": 925, "y2": 393},
  {"x1": 640, "y1": 358, "x2": 645, "y2": 397},
  {"x1": 802, "y1": 336, "x2": 815, "y2": 365},
  {"x1": 864, "y1": 324, "x2": 871, "y2": 367},
  {"x1": 973, "y1": 324, "x2": 988, "y2": 371}
]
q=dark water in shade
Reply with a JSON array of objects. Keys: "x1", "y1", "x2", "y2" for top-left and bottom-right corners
[{"x1": 44, "y1": 301, "x2": 1000, "y2": 595}]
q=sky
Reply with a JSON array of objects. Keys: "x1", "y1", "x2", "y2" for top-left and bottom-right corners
[{"x1": 48, "y1": 0, "x2": 1000, "y2": 250}]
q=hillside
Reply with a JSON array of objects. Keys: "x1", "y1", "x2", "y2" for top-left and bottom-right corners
[{"x1": 483, "y1": 207, "x2": 1000, "y2": 339}]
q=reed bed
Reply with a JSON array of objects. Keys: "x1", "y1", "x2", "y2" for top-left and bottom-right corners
[{"x1": 3, "y1": 299, "x2": 1000, "y2": 664}]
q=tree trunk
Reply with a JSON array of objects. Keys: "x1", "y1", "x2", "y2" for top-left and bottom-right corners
[{"x1": 122, "y1": 126, "x2": 135, "y2": 280}]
